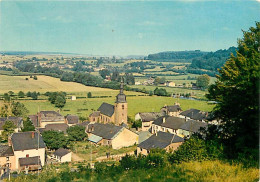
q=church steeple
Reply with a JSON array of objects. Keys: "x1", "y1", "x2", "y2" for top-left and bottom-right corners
[{"x1": 116, "y1": 77, "x2": 126, "y2": 103}]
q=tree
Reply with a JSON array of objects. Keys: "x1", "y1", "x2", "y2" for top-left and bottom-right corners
[
  {"x1": 99, "y1": 69, "x2": 110, "y2": 79},
  {"x1": 3, "y1": 93, "x2": 10, "y2": 102},
  {"x1": 111, "y1": 70, "x2": 120, "y2": 82},
  {"x1": 8, "y1": 91, "x2": 14, "y2": 96},
  {"x1": 55, "y1": 95, "x2": 66, "y2": 108},
  {"x1": 196, "y1": 74, "x2": 210, "y2": 89},
  {"x1": 206, "y1": 22, "x2": 260, "y2": 158},
  {"x1": 67, "y1": 125, "x2": 87, "y2": 141},
  {"x1": 11, "y1": 101, "x2": 29, "y2": 117},
  {"x1": 22, "y1": 117, "x2": 35, "y2": 132},
  {"x1": 42, "y1": 130, "x2": 69, "y2": 150},
  {"x1": 31, "y1": 91, "x2": 38, "y2": 100},
  {"x1": 33, "y1": 75, "x2": 38, "y2": 80},
  {"x1": 87, "y1": 92, "x2": 92, "y2": 98},
  {"x1": 18, "y1": 91, "x2": 25, "y2": 98},
  {"x1": 132, "y1": 120, "x2": 142, "y2": 130},
  {"x1": 1, "y1": 121, "x2": 16, "y2": 141},
  {"x1": 26, "y1": 91, "x2": 32, "y2": 97}
]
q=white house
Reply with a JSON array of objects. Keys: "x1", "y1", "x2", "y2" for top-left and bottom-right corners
[
  {"x1": 53, "y1": 148, "x2": 71, "y2": 163},
  {"x1": 10, "y1": 131, "x2": 46, "y2": 171}
]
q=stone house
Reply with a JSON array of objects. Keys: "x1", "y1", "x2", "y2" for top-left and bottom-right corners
[
  {"x1": 135, "y1": 112, "x2": 164, "y2": 131},
  {"x1": 65, "y1": 115, "x2": 79, "y2": 126},
  {"x1": 86, "y1": 123, "x2": 138, "y2": 149},
  {"x1": 160, "y1": 104, "x2": 182, "y2": 117},
  {"x1": 29, "y1": 111, "x2": 65, "y2": 128},
  {"x1": 165, "y1": 81, "x2": 176, "y2": 87},
  {"x1": 151, "y1": 116, "x2": 186, "y2": 136},
  {"x1": 10, "y1": 131, "x2": 46, "y2": 171},
  {"x1": 0, "y1": 145, "x2": 16, "y2": 175},
  {"x1": 52, "y1": 148, "x2": 71, "y2": 163},
  {"x1": 137, "y1": 131, "x2": 184, "y2": 155},
  {"x1": 89, "y1": 111, "x2": 100, "y2": 122},
  {"x1": 0, "y1": 117, "x2": 23, "y2": 134},
  {"x1": 177, "y1": 120, "x2": 208, "y2": 138},
  {"x1": 179, "y1": 109, "x2": 208, "y2": 122},
  {"x1": 38, "y1": 123, "x2": 69, "y2": 134}
]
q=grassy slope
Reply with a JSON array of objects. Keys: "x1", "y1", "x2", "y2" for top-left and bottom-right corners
[{"x1": 10, "y1": 160, "x2": 259, "y2": 182}]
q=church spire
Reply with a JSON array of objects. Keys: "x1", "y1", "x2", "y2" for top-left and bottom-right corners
[
  {"x1": 120, "y1": 77, "x2": 124, "y2": 94},
  {"x1": 116, "y1": 77, "x2": 126, "y2": 103}
]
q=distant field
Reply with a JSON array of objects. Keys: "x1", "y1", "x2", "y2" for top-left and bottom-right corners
[{"x1": 13, "y1": 95, "x2": 214, "y2": 119}]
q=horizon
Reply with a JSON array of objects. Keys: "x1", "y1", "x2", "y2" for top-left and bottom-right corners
[{"x1": 0, "y1": 1, "x2": 259, "y2": 56}]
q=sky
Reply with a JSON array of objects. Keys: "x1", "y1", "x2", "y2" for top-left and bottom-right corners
[{"x1": 0, "y1": 0, "x2": 259, "y2": 56}]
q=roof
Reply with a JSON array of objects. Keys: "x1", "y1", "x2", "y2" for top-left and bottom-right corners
[
  {"x1": 53, "y1": 148, "x2": 70, "y2": 157},
  {"x1": 11, "y1": 132, "x2": 46, "y2": 151},
  {"x1": 39, "y1": 111, "x2": 64, "y2": 122},
  {"x1": 138, "y1": 131, "x2": 152, "y2": 144},
  {"x1": 88, "y1": 134, "x2": 103, "y2": 143},
  {"x1": 87, "y1": 123, "x2": 123, "y2": 140},
  {"x1": 89, "y1": 111, "x2": 100, "y2": 118},
  {"x1": 19, "y1": 156, "x2": 41, "y2": 166},
  {"x1": 0, "y1": 117, "x2": 22, "y2": 130},
  {"x1": 153, "y1": 116, "x2": 186, "y2": 130},
  {"x1": 166, "y1": 105, "x2": 182, "y2": 112},
  {"x1": 179, "y1": 120, "x2": 208, "y2": 133},
  {"x1": 138, "y1": 112, "x2": 164, "y2": 122},
  {"x1": 180, "y1": 109, "x2": 208, "y2": 121},
  {"x1": 0, "y1": 145, "x2": 14, "y2": 157},
  {"x1": 77, "y1": 121, "x2": 90, "y2": 127},
  {"x1": 138, "y1": 131, "x2": 184, "y2": 150},
  {"x1": 66, "y1": 115, "x2": 79, "y2": 124},
  {"x1": 116, "y1": 81, "x2": 127, "y2": 103},
  {"x1": 29, "y1": 115, "x2": 39, "y2": 127},
  {"x1": 97, "y1": 103, "x2": 114, "y2": 117},
  {"x1": 43, "y1": 123, "x2": 69, "y2": 133}
]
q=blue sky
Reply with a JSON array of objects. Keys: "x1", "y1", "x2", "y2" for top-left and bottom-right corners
[{"x1": 0, "y1": 1, "x2": 259, "y2": 56}]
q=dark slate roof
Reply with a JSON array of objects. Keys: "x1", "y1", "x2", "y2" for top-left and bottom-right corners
[
  {"x1": 66, "y1": 115, "x2": 79, "y2": 124},
  {"x1": 166, "y1": 105, "x2": 182, "y2": 112},
  {"x1": 77, "y1": 121, "x2": 90, "y2": 127},
  {"x1": 179, "y1": 120, "x2": 208, "y2": 133},
  {"x1": 53, "y1": 148, "x2": 70, "y2": 157},
  {"x1": 138, "y1": 112, "x2": 163, "y2": 122},
  {"x1": 0, "y1": 145, "x2": 14, "y2": 157},
  {"x1": 180, "y1": 109, "x2": 208, "y2": 121},
  {"x1": 29, "y1": 115, "x2": 39, "y2": 127},
  {"x1": 153, "y1": 116, "x2": 186, "y2": 130},
  {"x1": 43, "y1": 123, "x2": 69, "y2": 133},
  {"x1": 19, "y1": 156, "x2": 41, "y2": 166},
  {"x1": 39, "y1": 111, "x2": 64, "y2": 122},
  {"x1": 89, "y1": 111, "x2": 100, "y2": 117},
  {"x1": 11, "y1": 132, "x2": 46, "y2": 151},
  {"x1": 87, "y1": 123, "x2": 123, "y2": 140},
  {"x1": 161, "y1": 116, "x2": 186, "y2": 130},
  {"x1": 0, "y1": 117, "x2": 22, "y2": 130},
  {"x1": 138, "y1": 131, "x2": 184, "y2": 150},
  {"x1": 97, "y1": 103, "x2": 114, "y2": 117}
]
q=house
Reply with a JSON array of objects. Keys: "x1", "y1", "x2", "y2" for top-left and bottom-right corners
[
  {"x1": 10, "y1": 131, "x2": 46, "y2": 171},
  {"x1": 89, "y1": 111, "x2": 100, "y2": 122},
  {"x1": 71, "y1": 96, "x2": 76, "y2": 101},
  {"x1": 135, "y1": 112, "x2": 164, "y2": 131},
  {"x1": 177, "y1": 120, "x2": 208, "y2": 138},
  {"x1": 31, "y1": 111, "x2": 65, "y2": 128},
  {"x1": 77, "y1": 121, "x2": 90, "y2": 128},
  {"x1": 138, "y1": 131, "x2": 152, "y2": 144},
  {"x1": 39, "y1": 123, "x2": 69, "y2": 134},
  {"x1": 161, "y1": 103, "x2": 182, "y2": 116},
  {"x1": 151, "y1": 116, "x2": 186, "y2": 136},
  {"x1": 86, "y1": 123, "x2": 138, "y2": 149},
  {"x1": 0, "y1": 145, "x2": 15, "y2": 175},
  {"x1": 65, "y1": 115, "x2": 79, "y2": 126},
  {"x1": 137, "y1": 131, "x2": 184, "y2": 155},
  {"x1": 0, "y1": 117, "x2": 23, "y2": 134},
  {"x1": 90, "y1": 80, "x2": 128, "y2": 125},
  {"x1": 179, "y1": 109, "x2": 208, "y2": 121},
  {"x1": 52, "y1": 148, "x2": 71, "y2": 163},
  {"x1": 165, "y1": 81, "x2": 175, "y2": 87}
]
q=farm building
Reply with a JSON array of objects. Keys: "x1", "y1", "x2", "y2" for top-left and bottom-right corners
[{"x1": 52, "y1": 148, "x2": 71, "y2": 163}]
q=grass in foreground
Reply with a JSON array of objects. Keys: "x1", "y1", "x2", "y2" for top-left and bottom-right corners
[{"x1": 9, "y1": 160, "x2": 259, "y2": 182}]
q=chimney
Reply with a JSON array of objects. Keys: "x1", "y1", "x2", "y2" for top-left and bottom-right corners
[
  {"x1": 32, "y1": 132, "x2": 35, "y2": 138},
  {"x1": 163, "y1": 117, "x2": 166, "y2": 123}
]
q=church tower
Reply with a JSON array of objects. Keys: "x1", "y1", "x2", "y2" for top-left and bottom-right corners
[{"x1": 114, "y1": 79, "x2": 128, "y2": 125}]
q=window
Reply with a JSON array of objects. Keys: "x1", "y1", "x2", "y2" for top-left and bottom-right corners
[
  {"x1": 122, "y1": 105, "x2": 124, "y2": 109},
  {"x1": 6, "y1": 157, "x2": 9, "y2": 161},
  {"x1": 26, "y1": 154, "x2": 29, "y2": 158}
]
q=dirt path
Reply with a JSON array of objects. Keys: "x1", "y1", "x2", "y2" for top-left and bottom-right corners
[{"x1": 72, "y1": 152, "x2": 85, "y2": 162}]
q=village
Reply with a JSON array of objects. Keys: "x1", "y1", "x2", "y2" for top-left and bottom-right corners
[{"x1": 0, "y1": 80, "x2": 214, "y2": 178}]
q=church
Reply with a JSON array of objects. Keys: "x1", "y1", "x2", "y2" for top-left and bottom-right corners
[{"x1": 89, "y1": 81, "x2": 128, "y2": 125}]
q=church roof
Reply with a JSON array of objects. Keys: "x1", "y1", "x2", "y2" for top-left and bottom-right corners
[
  {"x1": 98, "y1": 102, "x2": 115, "y2": 117},
  {"x1": 116, "y1": 80, "x2": 126, "y2": 103}
]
